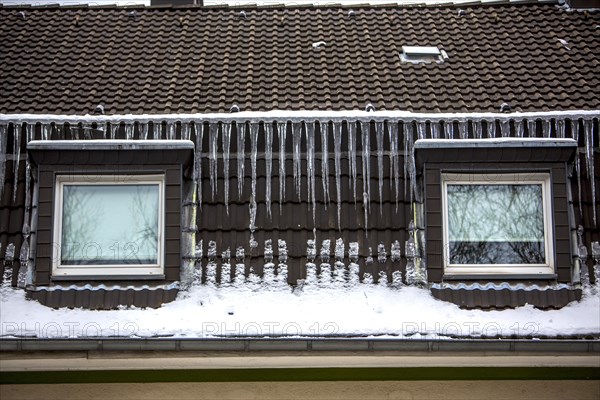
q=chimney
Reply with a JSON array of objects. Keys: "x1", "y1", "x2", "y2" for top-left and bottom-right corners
[{"x1": 151, "y1": 0, "x2": 203, "y2": 5}]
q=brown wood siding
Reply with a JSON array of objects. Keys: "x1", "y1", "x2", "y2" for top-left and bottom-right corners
[{"x1": 423, "y1": 161, "x2": 573, "y2": 283}]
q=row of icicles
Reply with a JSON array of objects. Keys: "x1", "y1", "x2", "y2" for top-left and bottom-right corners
[{"x1": 0, "y1": 117, "x2": 597, "y2": 232}]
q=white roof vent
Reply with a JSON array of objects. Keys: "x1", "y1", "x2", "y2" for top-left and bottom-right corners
[{"x1": 400, "y1": 46, "x2": 446, "y2": 64}]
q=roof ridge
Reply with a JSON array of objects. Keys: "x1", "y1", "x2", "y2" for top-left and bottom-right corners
[{"x1": 0, "y1": 0, "x2": 559, "y2": 12}]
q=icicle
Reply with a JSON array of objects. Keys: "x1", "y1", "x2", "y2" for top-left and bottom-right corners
[
  {"x1": 307, "y1": 239, "x2": 317, "y2": 261},
  {"x1": 556, "y1": 118, "x2": 565, "y2": 139},
  {"x1": 360, "y1": 121, "x2": 371, "y2": 229},
  {"x1": 320, "y1": 121, "x2": 330, "y2": 206},
  {"x1": 41, "y1": 123, "x2": 50, "y2": 140},
  {"x1": 500, "y1": 120, "x2": 510, "y2": 137},
  {"x1": 25, "y1": 123, "x2": 34, "y2": 142},
  {"x1": 543, "y1": 119, "x2": 552, "y2": 138},
  {"x1": 12, "y1": 122, "x2": 21, "y2": 205},
  {"x1": 305, "y1": 122, "x2": 317, "y2": 225},
  {"x1": 278, "y1": 121, "x2": 286, "y2": 212},
  {"x1": 391, "y1": 240, "x2": 401, "y2": 262},
  {"x1": 125, "y1": 123, "x2": 134, "y2": 140},
  {"x1": 388, "y1": 122, "x2": 400, "y2": 211},
  {"x1": 375, "y1": 122, "x2": 385, "y2": 215},
  {"x1": 292, "y1": 122, "x2": 302, "y2": 200},
  {"x1": 333, "y1": 122, "x2": 343, "y2": 229},
  {"x1": 335, "y1": 238, "x2": 345, "y2": 261},
  {"x1": 249, "y1": 123, "x2": 259, "y2": 237},
  {"x1": 264, "y1": 122, "x2": 274, "y2": 218},
  {"x1": 110, "y1": 122, "x2": 119, "y2": 139},
  {"x1": 527, "y1": 119, "x2": 537, "y2": 137},
  {"x1": 378, "y1": 271, "x2": 388, "y2": 286},
  {"x1": 139, "y1": 123, "x2": 148, "y2": 140},
  {"x1": 221, "y1": 248, "x2": 231, "y2": 284},
  {"x1": 318, "y1": 240, "x2": 332, "y2": 287},
  {"x1": 377, "y1": 243, "x2": 387, "y2": 264},
  {"x1": 194, "y1": 123, "x2": 204, "y2": 209},
  {"x1": 208, "y1": 123, "x2": 219, "y2": 201},
  {"x1": 0, "y1": 125, "x2": 7, "y2": 203},
  {"x1": 430, "y1": 121, "x2": 440, "y2": 139},
  {"x1": 516, "y1": 120, "x2": 525, "y2": 138},
  {"x1": 457, "y1": 121, "x2": 468, "y2": 139},
  {"x1": 584, "y1": 119, "x2": 596, "y2": 226},
  {"x1": 486, "y1": 120, "x2": 496, "y2": 138},
  {"x1": 205, "y1": 240, "x2": 217, "y2": 286},
  {"x1": 572, "y1": 119, "x2": 583, "y2": 221},
  {"x1": 443, "y1": 121, "x2": 453, "y2": 139},
  {"x1": 473, "y1": 120, "x2": 483, "y2": 139},
  {"x1": 305, "y1": 262, "x2": 317, "y2": 286},
  {"x1": 403, "y1": 122, "x2": 416, "y2": 204},
  {"x1": 320, "y1": 239, "x2": 331, "y2": 263},
  {"x1": 392, "y1": 270, "x2": 403, "y2": 287},
  {"x1": 233, "y1": 246, "x2": 246, "y2": 287},
  {"x1": 181, "y1": 122, "x2": 191, "y2": 141},
  {"x1": 334, "y1": 239, "x2": 346, "y2": 286},
  {"x1": 277, "y1": 239, "x2": 288, "y2": 286},
  {"x1": 417, "y1": 121, "x2": 427, "y2": 140},
  {"x1": 166, "y1": 123, "x2": 175, "y2": 140},
  {"x1": 347, "y1": 121, "x2": 358, "y2": 205},
  {"x1": 222, "y1": 123, "x2": 231, "y2": 214},
  {"x1": 348, "y1": 242, "x2": 360, "y2": 287},
  {"x1": 263, "y1": 240, "x2": 275, "y2": 283},
  {"x1": 237, "y1": 122, "x2": 246, "y2": 200}
]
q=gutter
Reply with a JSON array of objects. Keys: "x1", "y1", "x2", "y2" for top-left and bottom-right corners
[{"x1": 1, "y1": 338, "x2": 599, "y2": 353}]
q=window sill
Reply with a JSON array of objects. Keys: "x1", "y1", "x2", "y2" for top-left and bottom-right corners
[
  {"x1": 51, "y1": 274, "x2": 166, "y2": 281},
  {"x1": 442, "y1": 274, "x2": 558, "y2": 281}
]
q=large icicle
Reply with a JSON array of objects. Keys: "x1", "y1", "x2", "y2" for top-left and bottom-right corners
[
  {"x1": 249, "y1": 123, "x2": 259, "y2": 240},
  {"x1": 181, "y1": 122, "x2": 191, "y2": 141},
  {"x1": 237, "y1": 122, "x2": 246, "y2": 200},
  {"x1": 403, "y1": 122, "x2": 416, "y2": 203},
  {"x1": 209, "y1": 123, "x2": 219, "y2": 201},
  {"x1": 388, "y1": 122, "x2": 400, "y2": 210},
  {"x1": 458, "y1": 121, "x2": 468, "y2": 139},
  {"x1": 473, "y1": 120, "x2": 483, "y2": 139},
  {"x1": 375, "y1": 122, "x2": 385, "y2": 214},
  {"x1": 417, "y1": 121, "x2": 427, "y2": 140},
  {"x1": 194, "y1": 122, "x2": 204, "y2": 209},
  {"x1": 516, "y1": 120, "x2": 525, "y2": 138},
  {"x1": 305, "y1": 121, "x2": 317, "y2": 225},
  {"x1": 572, "y1": 120, "x2": 583, "y2": 221},
  {"x1": 12, "y1": 122, "x2": 21, "y2": 204},
  {"x1": 333, "y1": 121, "x2": 343, "y2": 229},
  {"x1": 292, "y1": 122, "x2": 302, "y2": 200},
  {"x1": 222, "y1": 123, "x2": 231, "y2": 214},
  {"x1": 584, "y1": 119, "x2": 597, "y2": 226},
  {"x1": 360, "y1": 121, "x2": 371, "y2": 231},
  {"x1": 556, "y1": 118, "x2": 565, "y2": 139},
  {"x1": 264, "y1": 122, "x2": 274, "y2": 218},
  {"x1": 0, "y1": 125, "x2": 7, "y2": 203},
  {"x1": 430, "y1": 120, "x2": 440, "y2": 139},
  {"x1": 320, "y1": 121, "x2": 330, "y2": 206},
  {"x1": 278, "y1": 121, "x2": 286, "y2": 213},
  {"x1": 347, "y1": 121, "x2": 358, "y2": 205}
]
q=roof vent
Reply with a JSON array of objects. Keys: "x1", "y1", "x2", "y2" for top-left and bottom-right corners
[
  {"x1": 230, "y1": 104, "x2": 240, "y2": 113},
  {"x1": 239, "y1": 11, "x2": 247, "y2": 19},
  {"x1": 400, "y1": 46, "x2": 445, "y2": 64},
  {"x1": 94, "y1": 104, "x2": 105, "y2": 114},
  {"x1": 499, "y1": 102, "x2": 511, "y2": 113},
  {"x1": 365, "y1": 102, "x2": 375, "y2": 112},
  {"x1": 348, "y1": 10, "x2": 356, "y2": 18},
  {"x1": 16, "y1": 11, "x2": 26, "y2": 20}
]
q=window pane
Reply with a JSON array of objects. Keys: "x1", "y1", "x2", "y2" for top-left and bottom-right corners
[
  {"x1": 61, "y1": 184, "x2": 159, "y2": 265},
  {"x1": 447, "y1": 184, "x2": 545, "y2": 264}
]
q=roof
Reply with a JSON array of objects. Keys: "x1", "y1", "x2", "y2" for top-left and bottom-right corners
[{"x1": 1, "y1": 2, "x2": 599, "y2": 114}]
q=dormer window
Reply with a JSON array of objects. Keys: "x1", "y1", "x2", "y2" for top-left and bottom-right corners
[{"x1": 53, "y1": 174, "x2": 165, "y2": 277}]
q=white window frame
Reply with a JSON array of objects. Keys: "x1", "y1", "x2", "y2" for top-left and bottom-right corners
[
  {"x1": 441, "y1": 172, "x2": 554, "y2": 276},
  {"x1": 52, "y1": 174, "x2": 165, "y2": 278}
]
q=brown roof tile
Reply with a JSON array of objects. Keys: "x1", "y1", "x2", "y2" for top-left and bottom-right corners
[{"x1": 1, "y1": 3, "x2": 599, "y2": 114}]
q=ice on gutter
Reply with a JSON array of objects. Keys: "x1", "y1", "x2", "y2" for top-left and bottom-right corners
[{"x1": 1, "y1": 109, "x2": 599, "y2": 124}]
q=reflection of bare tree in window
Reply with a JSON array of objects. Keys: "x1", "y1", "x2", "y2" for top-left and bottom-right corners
[
  {"x1": 128, "y1": 185, "x2": 159, "y2": 264},
  {"x1": 448, "y1": 184, "x2": 545, "y2": 265},
  {"x1": 61, "y1": 186, "x2": 102, "y2": 264}
]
